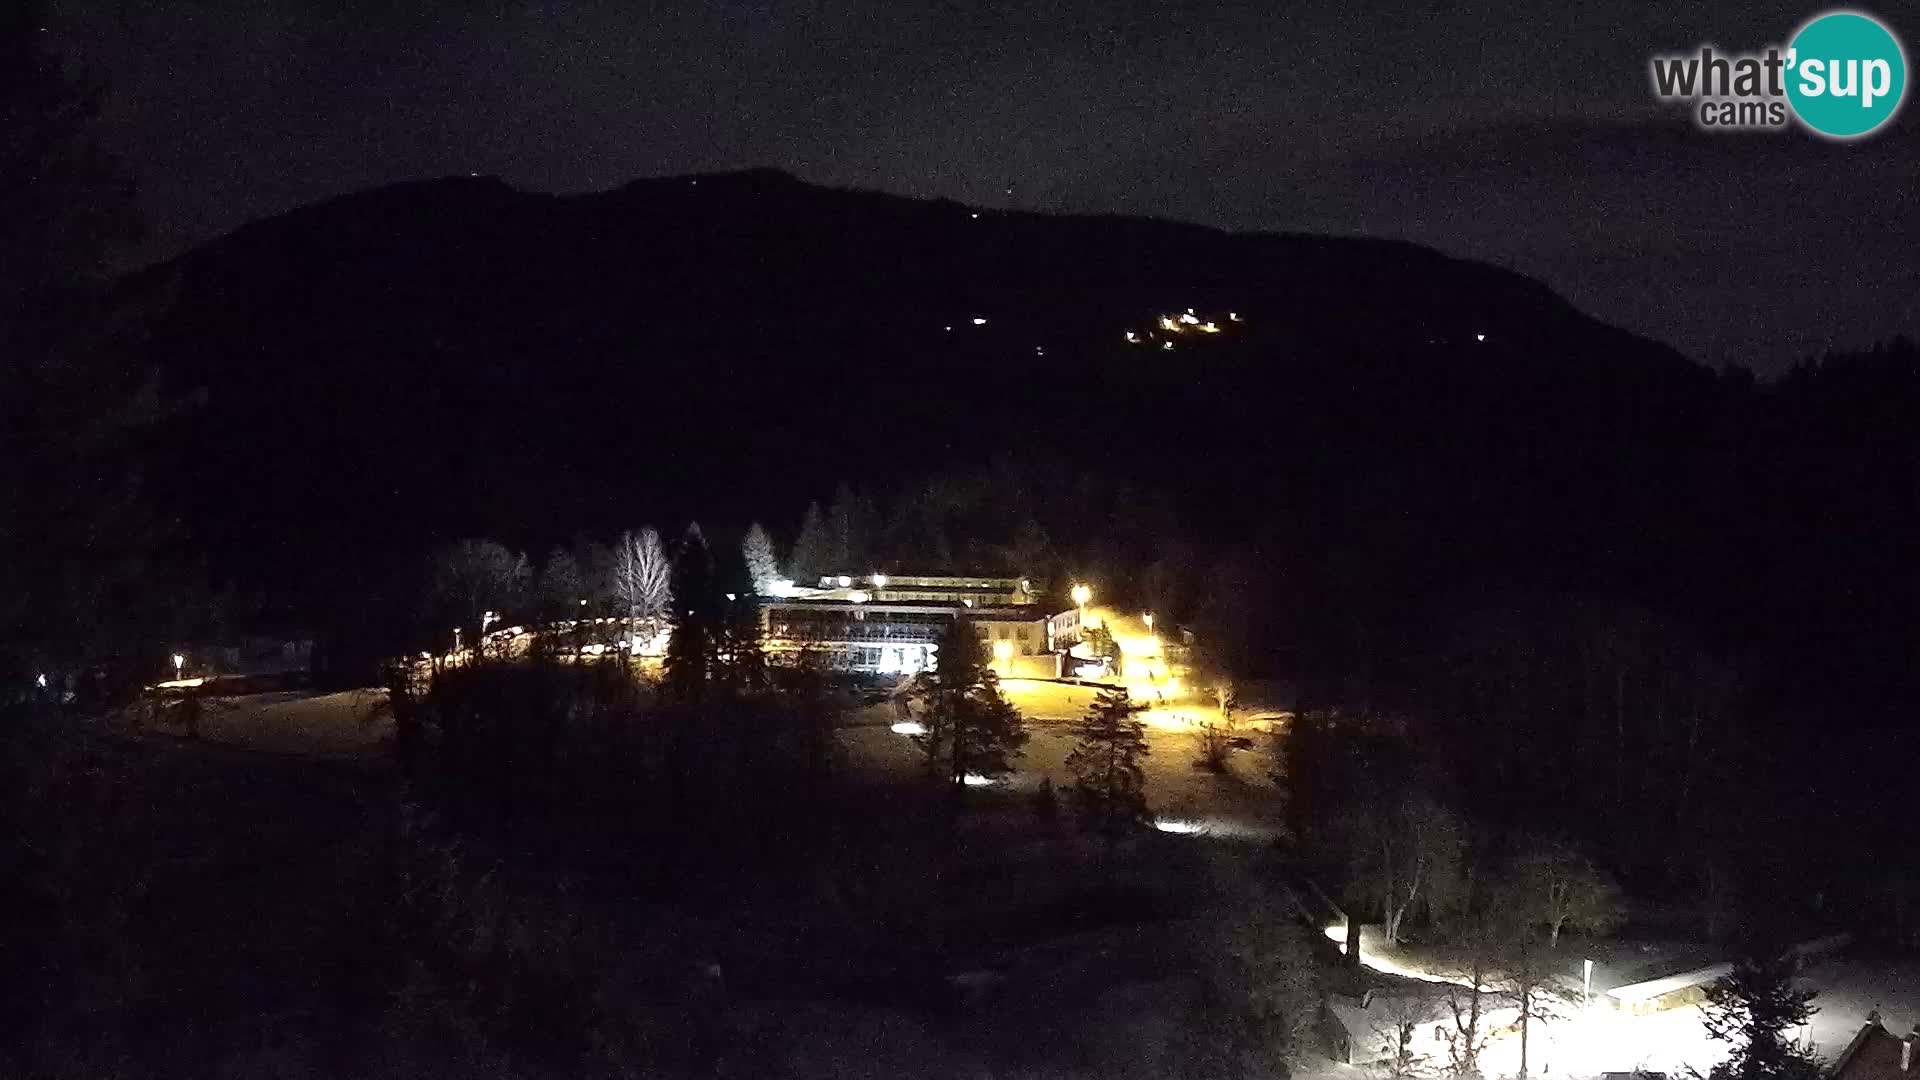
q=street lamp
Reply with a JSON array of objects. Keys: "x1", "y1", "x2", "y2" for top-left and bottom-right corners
[
  {"x1": 171, "y1": 653, "x2": 184, "y2": 681},
  {"x1": 1071, "y1": 583, "x2": 1092, "y2": 608},
  {"x1": 992, "y1": 639, "x2": 1014, "y2": 673},
  {"x1": 1583, "y1": 957, "x2": 1594, "y2": 1009},
  {"x1": 1143, "y1": 612, "x2": 1155, "y2": 631}
]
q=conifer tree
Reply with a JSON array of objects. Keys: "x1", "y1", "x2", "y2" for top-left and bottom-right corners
[
  {"x1": 1065, "y1": 685, "x2": 1153, "y2": 837},
  {"x1": 787, "y1": 501, "x2": 832, "y2": 585},
  {"x1": 741, "y1": 522, "x2": 781, "y2": 594},
  {"x1": 663, "y1": 523, "x2": 716, "y2": 702},
  {"x1": 912, "y1": 615, "x2": 1028, "y2": 790},
  {"x1": 714, "y1": 539, "x2": 767, "y2": 691},
  {"x1": 1700, "y1": 955, "x2": 1822, "y2": 1080}
]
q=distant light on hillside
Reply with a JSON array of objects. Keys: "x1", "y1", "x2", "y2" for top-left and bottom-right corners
[
  {"x1": 971, "y1": 317, "x2": 988, "y2": 325},
  {"x1": 1134, "y1": 309, "x2": 1243, "y2": 349}
]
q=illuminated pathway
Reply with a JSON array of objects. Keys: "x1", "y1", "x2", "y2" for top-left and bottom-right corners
[{"x1": 1322, "y1": 925, "x2": 1731, "y2": 1078}]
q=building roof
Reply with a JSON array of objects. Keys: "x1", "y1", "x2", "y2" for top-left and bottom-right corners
[
  {"x1": 1831, "y1": 1019, "x2": 1919, "y2": 1080},
  {"x1": 1604, "y1": 962, "x2": 1732, "y2": 1004},
  {"x1": 763, "y1": 598, "x2": 1049, "y2": 620}
]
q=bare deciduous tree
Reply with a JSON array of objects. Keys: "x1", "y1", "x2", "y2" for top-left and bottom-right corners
[
  {"x1": 1512, "y1": 839, "x2": 1625, "y2": 947},
  {"x1": 1369, "y1": 994, "x2": 1442, "y2": 1079},
  {"x1": 429, "y1": 539, "x2": 529, "y2": 656},
  {"x1": 1438, "y1": 910, "x2": 1500, "y2": 1078},
  {"x1": 1343, "y1": 792, "x2": 1467, "y2": 946},
  {"x1": 612, "y1": 527, "x2": 671, "y2": 647}
]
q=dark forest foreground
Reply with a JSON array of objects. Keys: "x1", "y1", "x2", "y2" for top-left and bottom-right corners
[{"x1": 0, "y1": 694, "x2": 1315, "y2": 1080}]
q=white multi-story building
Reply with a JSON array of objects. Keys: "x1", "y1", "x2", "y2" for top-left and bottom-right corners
[{"x1": 762, "y1": 573, "x2": 1058, "y2": 674}]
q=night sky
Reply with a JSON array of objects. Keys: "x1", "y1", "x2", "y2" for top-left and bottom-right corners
[{"x1": 50, "y1": 1, "x2": 1920, "y2": 375}]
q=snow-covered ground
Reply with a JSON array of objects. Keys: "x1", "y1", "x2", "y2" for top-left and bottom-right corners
[
  {"x1": 162, "y1": 688, "x2": 394, "y2": 758},
  {"x1": 842, "y1": 678, "x2": 1284, "y2": 839},
  {"x1": 1319, "y1": 924, "x2": 1913, "y2": 1077}
]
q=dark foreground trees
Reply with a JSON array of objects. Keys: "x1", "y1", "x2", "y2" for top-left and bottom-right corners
[
  {"x1": 1179, "y1": 854, "x2": 1323, "y2": 1078},
  {"x1": 1700, "y1": 955, "x2": 1822, "y2": 1080},
  {"x1": 0, "y1": 3, "x2": 175, "y2": 686}
]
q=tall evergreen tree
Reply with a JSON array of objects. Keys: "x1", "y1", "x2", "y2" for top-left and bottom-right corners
[
  {"x1": 426, "y1": 539, "x2": 529, "y2": 651},
  {"x1": 1064, "y1": 686, "x2": 1153, "y2": 838},
  {"x1": 714, "y1": 537, "x2": 767, "y2": 690},
  {"x1": 1700, "y1": 955, "x2": 1822, "y2": 1080},
  {"x1": 828, "y1": 481, "x2": 873, "y2": 570},
  {"x1": 911, "y1": 615, "x2": 1028, "y2": 790},
  {"x1": 788, "y1": 501, "x2": 832, "y2": 585},
  {"x1": 662, "y1": 523, "x2": 716, "y2": 701},
  {"x1": 741, "y1": 522, "x2": 781, "y2": 594}
]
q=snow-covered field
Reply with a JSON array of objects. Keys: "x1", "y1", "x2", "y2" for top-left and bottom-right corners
[
  {"x1": 159, "y1": 688, "x2": 394, "y2": 758},
  {"x1": 842, "y1": 678, "x2": 1284, "y2": 839}
]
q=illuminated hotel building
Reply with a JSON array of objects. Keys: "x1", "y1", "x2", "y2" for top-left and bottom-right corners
[{"x1": 761, "y1": 574, "x2": 1062, "y2": 674}]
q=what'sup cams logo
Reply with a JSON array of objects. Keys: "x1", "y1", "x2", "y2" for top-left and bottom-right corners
[{"x1": 1650, "y1": 10, "x2": 1907, "y2": 138}]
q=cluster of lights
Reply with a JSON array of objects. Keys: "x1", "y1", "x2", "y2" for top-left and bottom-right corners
[{"x1": 1125, "y1": 308, "x2": 1242, "y2": 350}]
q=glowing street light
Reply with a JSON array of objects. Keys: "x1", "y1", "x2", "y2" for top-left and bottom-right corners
[
  {"x1": 871, "y1": 573, "x2": 888, "y2": 588},
  {"x1": 992, "y1": 639, "x2": 1014, "y2": 672},
  {"x1": 1584, "y1": 957, "x2": 1594, "y2": 1008},
  {"x1": 171, "y1": 653, "x2": 184, "y2": 680},
  {"x1": 1071, "y1": 583, "x2": 1092, "y2": 608},
  {"x1": 1143, "y1": 612, "x2": 1155, "y2": 631}
]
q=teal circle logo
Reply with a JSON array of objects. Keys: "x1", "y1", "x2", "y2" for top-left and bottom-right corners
[{"x1": 1786, "y1": 11, "x2": 1907, "y2": 138}]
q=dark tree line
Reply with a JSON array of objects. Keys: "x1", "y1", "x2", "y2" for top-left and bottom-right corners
[{"x1": 0, "y1": 5, "x2": 202, "y2": 694}]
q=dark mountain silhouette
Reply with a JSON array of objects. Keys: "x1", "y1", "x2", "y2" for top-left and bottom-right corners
[
  {"x1": 123, "y1": 169, "x2": 1879, "y2": 695},
  {"x1": 106, "y1": 167, "x2": 1920, "y2": 911}
]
